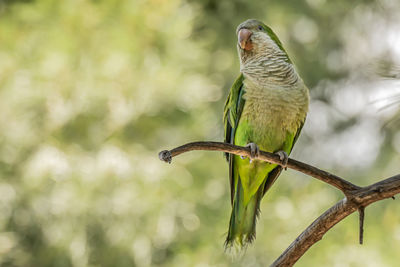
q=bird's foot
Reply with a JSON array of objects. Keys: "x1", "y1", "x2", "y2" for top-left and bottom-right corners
[
  {"x1": 276, "y1": 150, "x2": 288, "y2": 170},
  {"x1": 245, "y1": 143, "x2": 260, "y2": 163}
]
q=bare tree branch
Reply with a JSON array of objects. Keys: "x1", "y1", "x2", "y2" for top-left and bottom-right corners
[
  {"x1": 271, "y1": 174, "x2": 400, "y2": 267},
  {"x1": 159, "y1": 141, "x2": 360, "y2": 193},
  {"x1": 158, "y1": 141, "x2": 400, "y2": 267}
]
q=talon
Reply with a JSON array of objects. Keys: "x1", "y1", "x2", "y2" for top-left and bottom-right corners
[
  {"x1": 276, "y1": 150, "x2": 288, "y2": 169},
  {"x1": 240, "y1": 155, "x2": 246, "y2": 160},
  {"x1": 245, "y1": 143, "x2": 260, "y2": 161}
]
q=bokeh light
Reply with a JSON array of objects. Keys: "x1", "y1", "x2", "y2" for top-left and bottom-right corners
[{"x1": 0, "y1": 0, "x2": 400, "y2": 266}]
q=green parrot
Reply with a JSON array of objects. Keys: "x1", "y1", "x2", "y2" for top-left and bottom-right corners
[{"x1": 223, "y1": 19, "x2": 309, "y2": 250}]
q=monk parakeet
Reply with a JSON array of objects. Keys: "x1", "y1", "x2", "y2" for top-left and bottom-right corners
[{"x1": 223, "y1": 19, "x2": 309, "y2": 250}]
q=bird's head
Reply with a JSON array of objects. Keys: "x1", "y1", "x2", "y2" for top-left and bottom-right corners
[{"x1": 236, "y1": 19, "x2": 290, "y2": 64}]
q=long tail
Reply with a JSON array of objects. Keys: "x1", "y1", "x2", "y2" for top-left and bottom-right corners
[{"x1": 225, "y1": 178, "x2": 264, "y2": 251}]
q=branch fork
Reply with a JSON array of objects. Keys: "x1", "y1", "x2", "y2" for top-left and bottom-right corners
[{"x1": 159, "y1": 141, "x2": 400, "y2": 267}]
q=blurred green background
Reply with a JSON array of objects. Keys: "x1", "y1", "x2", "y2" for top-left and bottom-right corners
[{"x1": 1, "y1": 0, "x2": 400, "y2": 266}]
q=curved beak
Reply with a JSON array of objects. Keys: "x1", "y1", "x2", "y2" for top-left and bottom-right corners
[{"x1": 238, "y1": 28, "x2": 253, "y2": 51}]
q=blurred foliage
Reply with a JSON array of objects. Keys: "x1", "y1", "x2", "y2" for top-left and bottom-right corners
[{"x1": 0, "y1": 0, "x2": 400, "y2": 266}]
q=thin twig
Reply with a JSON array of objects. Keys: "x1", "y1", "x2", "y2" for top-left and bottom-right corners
[{"x1": 359, "y1": 207, "x2": 365, "y2": 245}]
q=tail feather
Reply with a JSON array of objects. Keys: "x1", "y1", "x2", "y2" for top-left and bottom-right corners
[{"x1": 225, "y1": 178, "x2": 265, "y2": 251}]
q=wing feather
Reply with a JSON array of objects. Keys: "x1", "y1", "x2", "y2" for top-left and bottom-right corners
[{"x1": 223, "y1": 74, "x2": 245, "y2": 204}]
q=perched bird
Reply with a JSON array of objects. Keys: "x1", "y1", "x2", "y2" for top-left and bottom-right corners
[{"x1": 223, "y1": 19, "x2": 309, "y2": 250}]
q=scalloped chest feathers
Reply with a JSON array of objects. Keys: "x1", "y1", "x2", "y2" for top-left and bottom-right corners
[{"x1": 241, "y1": 78, "x2": 308, "y2": 136}]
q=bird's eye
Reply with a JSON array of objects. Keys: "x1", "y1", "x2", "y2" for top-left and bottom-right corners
[{"x1": 258, "y1": 25, "x2": 263, "y2": 31}]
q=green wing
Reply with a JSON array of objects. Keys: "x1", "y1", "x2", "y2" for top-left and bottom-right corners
[
  {"x1": 223, "y1": 74, "x2": 245, "y2": 149},
  {"x1": 223, "y1": 73, "x2": 245, "y2": 204}
]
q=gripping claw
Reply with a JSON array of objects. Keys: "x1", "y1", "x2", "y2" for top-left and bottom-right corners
[
  {"x1": 245, "y1": 143, "x2": 260, "y2": 163},
  {"x1": 276, "y1": 150, "x2": 288, "y2": 169}
]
